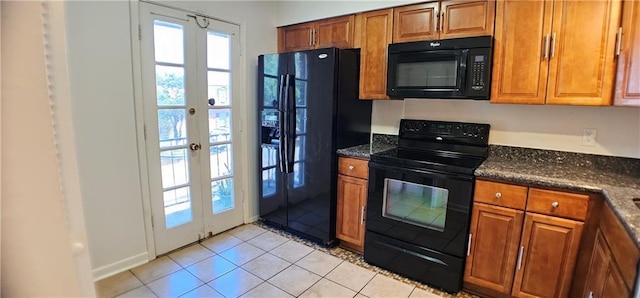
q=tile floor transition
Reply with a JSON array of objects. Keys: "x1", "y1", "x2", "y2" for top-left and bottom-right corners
[{"x1": 96, "y1": 223, "x2": 478, "y2": 298}]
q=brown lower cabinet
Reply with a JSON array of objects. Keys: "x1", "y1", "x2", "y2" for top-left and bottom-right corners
[
  {"x1": 582, "y1": 202, "x2": 640, "y2": 297},
  {"x1": 465, "y1": 180, "x2": 587, "y2": 298},
  {"x1": 336, "y1": 157, "x2": 368, "y2": 253},
  {"x1": 584, "y1": 231, "x2": 630, "y2": 298},
  {"x1": 511, "y1": 213, "x2": 583, "y2": 297}
]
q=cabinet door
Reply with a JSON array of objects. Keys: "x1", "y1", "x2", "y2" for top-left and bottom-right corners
[
  {"x1": 583, "y1": 231, "x2": 611, "y2": 298},
  {"x1": 440, "y1": 0, "x2": 496, "y2": 39},
  {"x1": 336, "y1": 174, "x2": 367, "y2": 249},
  {"x1": 614, "y1": 0, "x2": 640, "y2": 106},
  {"x1": 392, "y1": 2, "x2": 439, "y2": 43},
  {"x1": 356, "y1": 9, "x2": 393, "y2": 100},
  {"x1": 490, "y1": 0, "x2": 552, "y2": 104},
  {"x1": 278, "y1": 22, "x2": 315, "y2": 53},
  {"x1": 512, "y1": 213, "x2": 584, "y2": 298},
  {"x1": 464, "y1": 203, "x2": 524, "y2": 294},
  {"x1": 601, "y1": 263, "x2": 630, "y2": 298},
  {"x1": 316, "y1": 15, "x2": 355, "y2": 49},
  {"x1": 545, "y1": 0, "x2": 622, "y2": 106}
]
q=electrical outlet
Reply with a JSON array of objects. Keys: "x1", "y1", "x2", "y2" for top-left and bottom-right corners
[{"x1": 582, "y1": 128, "x2": 597, "y2": 147}]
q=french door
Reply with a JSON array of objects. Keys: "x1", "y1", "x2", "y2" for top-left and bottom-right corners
[{"x1": 140, "y1": 3, "x2": 243, "y2": 254}]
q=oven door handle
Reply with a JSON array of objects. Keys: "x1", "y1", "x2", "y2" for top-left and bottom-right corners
[
  {"x1": 375, "y1": 241, "x2": 448, "y2": 266},
  {"x1": 369, "y1": 161, "x2": 473, "y2": 181}
]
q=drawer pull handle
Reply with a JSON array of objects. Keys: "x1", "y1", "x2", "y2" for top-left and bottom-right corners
[
  {"x1": 551, "y1": 201, "x2": 559, "y2": 208},
  {"x1": 349, "y1": 165, "x2": 354, "y2": 171},
  {"x1": 494, "y1": 192, "x2": 502, "y2": 199}
]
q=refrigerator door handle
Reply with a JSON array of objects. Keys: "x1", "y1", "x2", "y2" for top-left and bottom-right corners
[
  {"x1": 277, "y1": 74, "x2": 286, "y2": 173},
  {"x1": 282, "y1": 75, "x2": 290, "y2": 173},
  {"x1": 285, "y1": 74, "x2": 296, "y2": 173}
]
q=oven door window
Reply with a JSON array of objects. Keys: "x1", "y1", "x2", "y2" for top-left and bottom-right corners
[{"x1": 382, "y1": 178, "x2": 449, "y2": 232}]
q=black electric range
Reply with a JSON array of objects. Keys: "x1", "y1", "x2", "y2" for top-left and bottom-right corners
[{"x1": 364, "y1": 119, "x2": 490, "y2": 294}]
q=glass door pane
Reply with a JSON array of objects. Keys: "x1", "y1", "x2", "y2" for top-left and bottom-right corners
[
  {"x1": 206, "y1": 31, "x2": 235, "y2": 215},
  {"x1": 153, "y1": 20, "x2": 195, "y2": 229}
]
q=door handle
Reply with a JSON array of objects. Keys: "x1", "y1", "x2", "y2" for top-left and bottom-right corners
[
  {"x1": 467, "y1": 234, "x2": 472, "y2": 256},
  {"x1": 440, "y1": 12, "x2": 445, "y2": 33},
  {"x1": 615, "y1": 27, "x2": 622, "y2": 56},
  {"x1": 516, "y1": 245, "x2": 524, "y2": 270},
  {"x1": 543, "y1": 35, "x2": 550, "y2": 60},
  {"x1": 189, "y1": 143, "x2": 201, "y2": 151},
  {"x1": 435, "y1": 11, "x2": 440, "y2": 32}
]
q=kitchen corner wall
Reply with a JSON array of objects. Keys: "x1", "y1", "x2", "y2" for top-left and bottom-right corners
[{"x1": 372, "y1": 99, "x2": 640, "y2": 158}]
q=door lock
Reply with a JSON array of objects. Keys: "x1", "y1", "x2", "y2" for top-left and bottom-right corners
[{"x1": 189, "y1": 143, "x2": 201, "y2": 151}]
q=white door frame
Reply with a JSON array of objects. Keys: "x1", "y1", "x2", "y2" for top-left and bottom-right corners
[{"x1": 128, "y1": 0, "x2": 251, "y2": 259}]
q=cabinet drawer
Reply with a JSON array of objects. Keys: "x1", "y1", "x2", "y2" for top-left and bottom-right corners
[
  {"x1": 338, "y1": 157, "x2": 369, "y2": 179},
  {"x1": 474, "y1": 180, "x2": 528, "y2": 210},
  {"x1": 526, "y1": 188, "x2": 589, "y2": 221}
]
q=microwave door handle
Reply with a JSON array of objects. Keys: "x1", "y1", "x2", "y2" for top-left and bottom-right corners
[{"x1": 458, "y1": 50, "x2": 468, "y2": 94}]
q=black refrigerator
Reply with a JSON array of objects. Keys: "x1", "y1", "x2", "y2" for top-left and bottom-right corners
[{"x1": 258, "y1": 48, "x2": 372, "y2": 246}]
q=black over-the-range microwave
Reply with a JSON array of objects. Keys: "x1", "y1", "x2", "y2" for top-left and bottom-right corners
[{"x1": 387, "y1": 35, "x2": 493, "y2": 100}]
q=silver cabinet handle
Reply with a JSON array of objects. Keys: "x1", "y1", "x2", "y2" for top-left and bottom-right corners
[
  {"x1": 495, "y1": 192, "x2": 502, "y2": 199},
  {"x1": 440, "y1": 12, "x2": 445, "y2": 33},
  {"x1": 616, "y1": 27, "x2": 622, "y2": 56},
  {"x1": 349, "y1": 165, "x2": 354, "y2": 171},
  {"x1": 467, "y1": 234, "x2": 472, "y2": 256},
  {"x1": 543, "y1": 34, "x2": 550, "y2": 59},
  {"x1": 550, "y1": 32, "x2": 556, "y2": 58},
  {"x1": 551, "y1": 201, "x2": 559, "y2": 208},
  {"x1": 435, "y1": 9, "x2": 440, "y2": 32},
  {"x1": 517, "y1": 245, "x2": 524, "y2": 270},
  {"x1": 360, "y1": 206, "x2": 365, "y2": 225},
  {"x1": 309, "y1": 29, "x2": 313, "y2": 46}
]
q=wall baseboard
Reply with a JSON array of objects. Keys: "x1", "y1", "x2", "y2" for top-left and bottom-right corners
[{"x1": 92, "y1": 251, "x2": 150, "y2": 281}]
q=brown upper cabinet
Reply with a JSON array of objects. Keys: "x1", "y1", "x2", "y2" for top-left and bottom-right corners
[
  {"x1": 354, "y1": 9, "x2": 394, "y2": 100},
  {"x1": 393, "y1": 0, "x2": 496, "y2": 43},
  {"x1": 491, "y1": 0, "x2": 622, "y2": 105},
  {"x1": 277, "y1": 15, "x2": 355, "y2": 53},
  {"x1": 614, "y1": 0, "x2": 640, "y2": 106}
]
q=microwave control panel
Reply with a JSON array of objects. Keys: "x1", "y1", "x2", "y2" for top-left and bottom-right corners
[{"x1": 470, "y1": 55, "x2": 488, "y2": 91}]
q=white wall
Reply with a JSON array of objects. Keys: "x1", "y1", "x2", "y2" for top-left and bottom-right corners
[
  {"x1": 65, "y1": 0, "x2": 276, "y2": 279},
  {"x1": 1, "y1": 1, "x2": 93, "y2": 295},
  {"x1": 373, "y1": 99, "x2": 640, "y2": 158},
  {"x1": 66, "y1": 1, "x2": 149, "y2": 279},
  {"x1": 275, "y1": 0, "x2": 422, "y2": 26}
]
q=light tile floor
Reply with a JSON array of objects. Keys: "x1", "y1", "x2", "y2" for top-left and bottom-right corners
[{"x1": 96, "y1": 223, "x2": 468, "y2": 298}]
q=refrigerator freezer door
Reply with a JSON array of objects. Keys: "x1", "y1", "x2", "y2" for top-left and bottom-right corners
[{"x1": 258, "y1": 53, "x2": 289, "y2": 228}]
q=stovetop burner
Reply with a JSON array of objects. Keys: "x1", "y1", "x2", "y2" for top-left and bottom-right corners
[{"x1": 371, "y1": 119, "x2": 490, "y2": 175}]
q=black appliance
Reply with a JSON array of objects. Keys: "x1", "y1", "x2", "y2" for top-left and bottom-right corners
[
  {"x1": 387, "y1": 36, "x2": 493, "y2": 99},
  {"x1": 364, "y1": 119, "x2": 490, "y2": 293},
  {"x1": 258, "y1": 48, "x2": 372, "y2": 246}
]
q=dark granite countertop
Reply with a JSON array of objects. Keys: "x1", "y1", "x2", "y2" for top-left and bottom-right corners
[
  {"x1": 476, "y1": 145, "x2": 640, "y2": 247},
  {"x1": 337, "y1": 134, "x2": 398, "y2": 159},
  {"x1": 337, "y1": 143, "x2": 396, "y2": 159}
]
